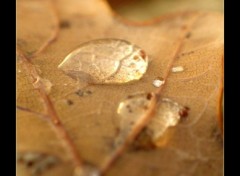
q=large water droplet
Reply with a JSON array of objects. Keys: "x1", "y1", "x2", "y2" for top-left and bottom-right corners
[
  {"x1": 58, "y1": 39, "x2": 148, "y2": 84},
  {"x1": 117, "y1": 93, "x2": 185, "y2": 145}
]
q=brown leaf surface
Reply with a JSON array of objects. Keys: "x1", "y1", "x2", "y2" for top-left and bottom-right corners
[
  {"x1": 17, "y1": 0, "x2": 223, "y2": 176},
  {"x1": 107, "y1": 0, "x2": 223, "y2": 21}
]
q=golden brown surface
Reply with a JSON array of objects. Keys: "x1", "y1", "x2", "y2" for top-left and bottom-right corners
[{"x1": 17, "y1": 0, "x2": 223, "y2": 175}]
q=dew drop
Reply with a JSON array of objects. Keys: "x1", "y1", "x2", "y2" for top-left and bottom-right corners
[
  {"x1": 58, "y1": 39, "x2": 148, "y2": 84},
  {"x1": 33, "y1": 77, "x2": 52, "y2": 93},
  {"x1": 116, "y1": 93, "x2": 185, "y2": 144},
  {"x1": 171, "y1": 66, "x2": 184, "y2": 73},
  {"x1": 152, "y1": 77, "x2": 165, "y2": 88}
]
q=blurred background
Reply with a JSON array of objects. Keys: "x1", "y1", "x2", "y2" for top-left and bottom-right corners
[{"x1": 107, "y1": 0, "x2": 223, "y2": 21}]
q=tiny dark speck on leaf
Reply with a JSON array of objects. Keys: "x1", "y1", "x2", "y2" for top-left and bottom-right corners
[
  {"x1": 60, "y1": 20, "x2": 71, "y2": 29},
  {"x1": 146, "y1": 93, "x2": 152, "y2": 100},
  {"x1": 75, "y1": 90, "x2": 83, "y2": 96},
  {"x1": 67, "y1": 99, "x2": 73, "y2": 105},
  {"x1": 185, "y1": 32, "x2": 191, "y2": 38},
  {"x1": 86, "y1": 90, "x2": 92, "y2": 94},
  {"x1": 179, "y1": 106, "x2": 190, "y2": 119},
  {"x1": 139, "y1": 50, "x2": 146, "y2": 60},
  {"x1": 127, "y1": 95, "x2": 134, "y2": 99},
  {"x1": 75, "y1": 89, "x2": 92, "y2": 97},
  {"x1": 26, "y1": 161, "x2": 34, "y2": 167}
]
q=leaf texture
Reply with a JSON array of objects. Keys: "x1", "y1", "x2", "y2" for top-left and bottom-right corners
[{"x1": 17, "y1": 0, "x2": 223, "y2": 176}]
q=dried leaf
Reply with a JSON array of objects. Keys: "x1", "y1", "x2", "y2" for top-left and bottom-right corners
[{"x1": 17, "y1": 0, "x2": 223, "y2": 176}]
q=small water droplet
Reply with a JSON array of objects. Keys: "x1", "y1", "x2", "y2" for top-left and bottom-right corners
[
  {"x1": 171, "y1": 66, "x2": 184, "y2": 73},
  {"x1": 18, "y1": 69, "x2": 22, "y2": 73},
  {"x1": 58, "y1": 39, "x2": 148, "y2": 84},
  {"x1": 116, "y1": 93, "x2": 185, "y2": 145},
  {"x1": 33, "y1": 77, "x2": 52, "y2": 93},
  {"x1": 152, "y1": 77, "x2": 165, "y2": 88}
]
